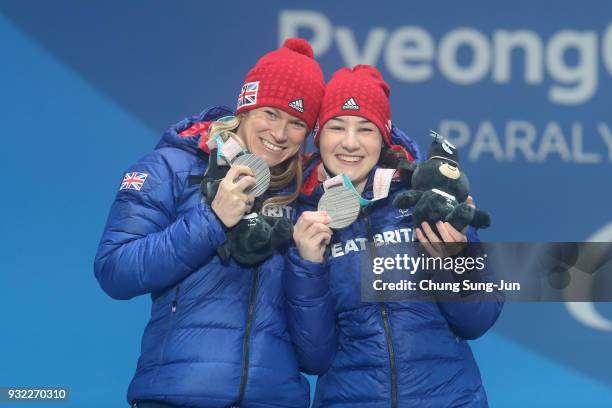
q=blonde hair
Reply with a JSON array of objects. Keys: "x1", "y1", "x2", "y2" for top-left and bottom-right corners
[{"x1": 207, "y1": 114, "x2": 304, "y2": 209}]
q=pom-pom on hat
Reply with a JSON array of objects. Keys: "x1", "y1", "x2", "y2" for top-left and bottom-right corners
[
  {"x1": 314, "y1": 64, "x2": 392, "y2": 145},
  {"x1": 236, "y1": 38, "x2": 325, "y2": 131}
]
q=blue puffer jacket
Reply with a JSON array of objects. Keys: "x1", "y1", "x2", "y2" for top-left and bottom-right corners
[
  {"x1": 94, "y1": 106, "x2": 309, "y2": 408},
  {"x1": 284, "y1": 126, "x2": 504, "y2": 408}
]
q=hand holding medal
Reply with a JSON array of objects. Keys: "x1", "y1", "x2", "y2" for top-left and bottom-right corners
[
  {"x1": 209, "y1": 132, "x2": 272, "y2": 227},
  {"x1": 210, "y1": 165, "x2": 257, "y2": 228},
  {"x1": 293, "y1": 211, "x2": 333, "y2": 263},
  {"x1": 297, "y1": 168, "x2": 394, "y2": 263}
]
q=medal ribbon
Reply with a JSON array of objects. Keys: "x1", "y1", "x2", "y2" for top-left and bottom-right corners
[
  {"x1": 322, "y1": 168, "x2": 396, "y2": 207},
  {"x1": 208, "y1": 134, "x2": 247, "y2": 166}
]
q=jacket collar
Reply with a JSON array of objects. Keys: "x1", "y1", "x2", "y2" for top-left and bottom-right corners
[{"x1": 155, "y1": 105, "x2": 234, "y2": 155}]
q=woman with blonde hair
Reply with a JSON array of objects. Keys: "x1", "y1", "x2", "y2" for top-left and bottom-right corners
[{"x1": 95, "y1": 39, "x2": 324, "y2": 408}]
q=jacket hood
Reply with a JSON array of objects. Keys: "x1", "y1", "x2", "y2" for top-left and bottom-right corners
[
  {"x1": 155, "y1": 105, "x2": 234, "y2": 155},
  {"x1": 389, "y1": 124, "x2": 424, "y2": 164}
]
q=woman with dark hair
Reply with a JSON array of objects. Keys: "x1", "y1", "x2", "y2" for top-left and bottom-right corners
[
  {"x1": 285, "y1": 64, "x2": 503, "y2": 407},
  {"x1": 94, "y1": 39, "x2": 325, "y2": 408}
]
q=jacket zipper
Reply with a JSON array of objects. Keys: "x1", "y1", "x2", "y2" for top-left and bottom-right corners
[
  {"x1": 157, "y1": 285, "x2": 181, "y2": 367},
  {"x1": 235, "y1": 267, "x2": 260, "y2": 406},
  {"x1": 171, "y1": 285, "x2": 180, "y2": 313},
  {"x1": 362, "y1": 207, "x2": 398, "y2": 408},
  {"x1": 379, "y1": 304, "x2": 398, "y2": 408}
]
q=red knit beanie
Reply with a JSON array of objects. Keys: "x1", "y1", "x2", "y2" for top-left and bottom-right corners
[
  {"x1": 236, "y1": 38, "x2": 325, "y2": 131},
  {"x1": 314, "y1": 64, "x2": 392, "y2": 145}
]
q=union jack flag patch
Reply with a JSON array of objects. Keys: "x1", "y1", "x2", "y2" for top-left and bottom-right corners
[
  {"x1": 120, "y1": 172, "x2": 148, "y2": 191},
  {"x1": 237, "y1": 81, "x2": 259, "y2": 109}
]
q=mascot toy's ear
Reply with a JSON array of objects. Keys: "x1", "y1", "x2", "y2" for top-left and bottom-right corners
[{"x1": 428, "y1": 130, "x2": 459, "y2": 166}]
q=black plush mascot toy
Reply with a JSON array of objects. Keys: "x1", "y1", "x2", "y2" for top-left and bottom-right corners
[
  {"x1": 393, "y1": 131, "x2": 491, "y2": 233},
  {"x1": 194, "y1": 146, "x2": 293, "y2": 266}
]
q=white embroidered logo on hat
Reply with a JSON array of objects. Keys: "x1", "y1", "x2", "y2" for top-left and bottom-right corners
[
  {"x1": 288, "y1": 98, "x2": 304, "y2": 113},
  {"x1": 342, "y1": 97, "x2": 360, "y2": 110}
]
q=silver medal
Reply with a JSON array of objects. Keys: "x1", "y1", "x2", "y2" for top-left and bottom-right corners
[
  {"x1": 232, "y1": 153, "x2": 271, "y2": 197},
  {"x1": 318, "y1": 185, "x2": 360, "y2": 229}
]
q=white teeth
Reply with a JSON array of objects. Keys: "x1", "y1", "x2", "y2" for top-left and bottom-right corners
[
  {"x1": 337, "y1": 155, "x2": 362, "y2": 162},
  {"x1": 260, "y1": 138, "x2": 283, "y2": 152}
]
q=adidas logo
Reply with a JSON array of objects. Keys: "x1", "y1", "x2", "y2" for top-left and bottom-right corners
[
  {"x1": 342, "y1": 97, "x2": 359, "y2": 110},
  {"x1": 288, "y1": 98, "x2": 304, "y2": 113}
]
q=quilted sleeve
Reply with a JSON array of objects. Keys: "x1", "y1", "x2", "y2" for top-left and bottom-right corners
[
  {"x1": 436, "y1": 227, "x2": 504, "y2": 340},
  {"x1": 283, "y1": 247, "x2": 337, "y2": 375},
  {"x1": 94, "y1": 152, "x2": 226, "y2": 300}
]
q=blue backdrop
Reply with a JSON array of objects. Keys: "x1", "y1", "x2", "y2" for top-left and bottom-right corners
[{"x1": 1, "y1": 1, "x2": 611, "y2": 407}]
